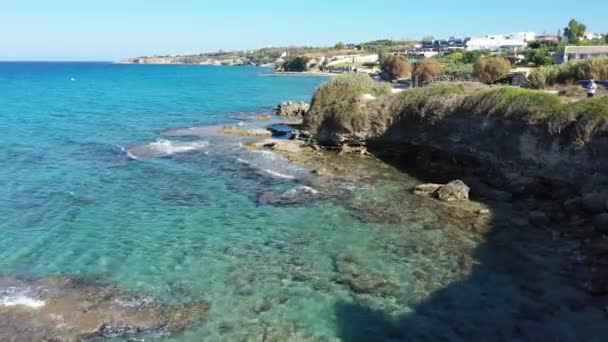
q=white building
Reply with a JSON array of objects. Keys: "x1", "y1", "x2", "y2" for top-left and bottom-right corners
[
  {"x1": 512, "y1": 32, "x2": 536, "y2": 42},
  {"x1": 561, "y1": 45, "x2": 608, "y2": 64},
  {"x1": 466, "y1": 35, "x2": 527, "y2": 52},
  {"x1": 584, "y1": 32, "x2": 604, "y2": 40}
]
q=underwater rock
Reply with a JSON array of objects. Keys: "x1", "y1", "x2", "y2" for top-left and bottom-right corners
[
  {"x1": 259, "y1": 186, "x2": 320, "y2": 206},
  {"x1": 593, "y1": 213, "x2": 608, "y2": 234},
  {"x1": 529, "y1": 211, "x2": 550, "y2": 227},
  {"x1": 332, "y1": 254, "x2": 398, "y2": 296},
  {"x1": 256, "y1": 114, "x2": 272, "y2": 120},
  {"x1": 217, "y1": 125, "x2": 272, "y2": 137},
  {"x1": 0, "y1": 276, "x2": 209, "y2": 341},
  {"x1": 582, "y1": 192, "x2": 608, "y2": 214}
]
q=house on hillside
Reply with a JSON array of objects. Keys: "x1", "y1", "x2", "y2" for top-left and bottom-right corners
[{"x1": 557, "y1": 46, "x2": 608, "y2": 64}]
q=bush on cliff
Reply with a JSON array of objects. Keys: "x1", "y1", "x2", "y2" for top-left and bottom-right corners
[
  {"x1": 304, "y1": 74, "x2": 392, "y2": 134},
  {"x1": 381, "y1": 55, "x2": 411, "y2": 80},
  {"x1": 561, "y1": 97, "x2": 608, "y2": 142},
  {"x1": 305, "y1": 76, "x2": 608, "y2": 147},
  {"x1": 461, "y1": 87, "x2": 564, "y2": 124},
  {"x1": 412, "y1": 59, "x2": 443, "y2": 82},
  {"x1": 387, "y1": 84, "x2": 467, "y2": 123},
  {"x1": 529, "y1": 58, "x2": 608, "y2": 89},
  {"x1": 473, "y1": 57, "x2": 512, "y2": 84}
]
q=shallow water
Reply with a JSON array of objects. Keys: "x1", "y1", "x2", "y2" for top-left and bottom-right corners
[{"x1": 1, "y1": 63, "x2": 599, "y2": 341}]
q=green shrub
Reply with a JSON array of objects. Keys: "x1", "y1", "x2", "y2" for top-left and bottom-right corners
[
  {"x1": 461, "y1": 87, "x2": 564, "y2": 124},
  {"x1": 305, "y1": 74, "x2": 392, "y2": 132},
  {"x1": 443, "y1": 63, "x2": 474, "y2": 80},
  {"x1": 562, "y1": 97, "x2": 608, "y2": 141},
  {"x1": 473, "y1": 57, "x2": 512, "y2": 84},
  {"x1": 412, "y1": 59, "x2": 443, "y2": 82},
  {"x1": 529, "y1": 57, "x2": 608, "y2": 89},
  {"x1": 310, "y1": 74, "x2": 391, "y2": 110},
  {"x1": 381, "y1": 55, "x2": 411, "y2": 80},
  {"x1": 387, "y1": 84, "x2": 467, "y2": 123}
]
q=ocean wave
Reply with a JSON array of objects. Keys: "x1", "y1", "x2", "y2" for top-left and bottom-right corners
[
  {"x1": 0, "y1": 286, "x2": 45, "y2": 308},
  {"x1": 126, "y1": 139, "x2": 208, "y2": 159},
  {"x1": 263, "y1": 169, "x2": 296, "y2": 180}
]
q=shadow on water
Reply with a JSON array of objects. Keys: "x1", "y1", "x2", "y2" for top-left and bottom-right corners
[{"x1": 335, "y1": 143, "x2": 608, "y2": 342}]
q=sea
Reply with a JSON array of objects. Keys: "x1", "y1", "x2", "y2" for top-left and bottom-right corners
[{"x1": 0, "y1": 62, "x2": 597, "y2": 341}]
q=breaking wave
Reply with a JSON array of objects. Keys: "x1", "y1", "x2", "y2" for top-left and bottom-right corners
[
  {"x1": 125, "y1": 139, "x2": 209, "y2": 159},
  {"x1": 263, "y1": 169, "x2": 296, "y2": 180},
  {"x1": 0, "y1": 287, "x2": 45, "y2": 308}
]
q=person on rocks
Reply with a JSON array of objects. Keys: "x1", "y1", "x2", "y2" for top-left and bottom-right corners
[{"x1": 586, "y1": 79, "x2": 598, "y2": 98}]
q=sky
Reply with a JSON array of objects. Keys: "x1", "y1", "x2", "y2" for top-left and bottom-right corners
[{"x1": 1, "y1": 0, "x2": 607, "y2": 60}]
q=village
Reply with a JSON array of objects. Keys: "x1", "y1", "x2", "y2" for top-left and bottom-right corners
[
  {"x1": 121, "y1": 19, "x2": 608, "y2": 92},
  {"x1": 274, "y1": 23, "x2": 607, "y2": 89}
]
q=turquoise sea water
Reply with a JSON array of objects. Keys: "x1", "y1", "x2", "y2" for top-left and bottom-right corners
[{"x1": 4, "y1": 62, "x2": 594, "y2": 341}]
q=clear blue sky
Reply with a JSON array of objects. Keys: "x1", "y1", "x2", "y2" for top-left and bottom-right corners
[{"x1": 2, "y1": 0, "x2": 607, "y2": 60}]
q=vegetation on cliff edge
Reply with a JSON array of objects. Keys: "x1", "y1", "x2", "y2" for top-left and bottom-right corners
[
  {"x1": 528, "y1": 58, "x2": 608, "y2": 89},
  {"x1": 304, "y1": 75, "x2": 608, "y2": 145}
]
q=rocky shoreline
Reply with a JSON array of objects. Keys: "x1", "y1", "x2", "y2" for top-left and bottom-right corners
[
  {"x1": 5, "y1": 94, "x2": 605, "y2": 340},
  {"x1": 256, "y1": 92, "x2": 608, "y2": 291},
  {"x1": 231, "y1": 103, "x2": 608, "y2": 338},
  {"x1": 0, "y1": 276, "x2": 209, "y2": 341}
]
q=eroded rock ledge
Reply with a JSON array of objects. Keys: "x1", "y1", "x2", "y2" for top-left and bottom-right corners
[{"x1": 0, "y1": 276, "x2": 209, "y2": 341}]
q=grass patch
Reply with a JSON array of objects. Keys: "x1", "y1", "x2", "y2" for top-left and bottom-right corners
[{"x1": 461, "y1": 88, "x2": 564, "y2": 124}]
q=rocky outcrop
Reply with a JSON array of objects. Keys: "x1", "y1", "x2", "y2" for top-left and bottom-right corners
[
  {"x1": 414, "y1": 180, "x2": 470, "y2": 202},
  {"x1": 274, "y1": 101, "x2": 310, "y2": 117}
]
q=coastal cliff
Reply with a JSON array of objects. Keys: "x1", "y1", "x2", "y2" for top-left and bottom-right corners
[
  {"x1": 300, "y1": 75, "x2": 608, "y2": 294},
  {"x1": 303, "y1": 76, "x2": 608, "y2": 187}
]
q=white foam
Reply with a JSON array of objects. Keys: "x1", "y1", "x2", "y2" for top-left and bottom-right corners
[
  {"x1": 126, "y1": 139, "x2": 209, "y2": 159},
  {"x1": 147, "y1": 139, "x2": 208, "y2": 155},
  {"x1": 264, "y1": 169, "x2": 296, "y2": 180},
  {"x1": 296, "y1": 185, "x2": 319, "y2": 195},
  {"x1": 0, "y1": 287, "x2": 45, "y2": 308}
]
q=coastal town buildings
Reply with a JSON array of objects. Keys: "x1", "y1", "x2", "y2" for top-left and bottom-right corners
[{"x1": 465, "y1": 35, "x2": 527, "y2": 52}]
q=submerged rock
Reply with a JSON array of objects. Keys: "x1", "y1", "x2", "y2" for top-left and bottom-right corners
[
  {"x1": 0, "y1": 276, "x2": 209, "y2": 341},
  {"x1": 529, "y1": 211, "x2": 550, "y2": 227},
  {"x1": 259, "y1": 186, "x2": 320, "y2": 206},
  {"x1": 333, "y1": 254, "x2": 398, "y2": 296},
  {"x1": 593, "y1": 213, "x2": 608, "y2": 234},
  {"x1": 582, "y1": 192, "x2": 608, "y2": 214},
  {"x1": 217, "y1": 125, "x2": 272, "y2": 137}
]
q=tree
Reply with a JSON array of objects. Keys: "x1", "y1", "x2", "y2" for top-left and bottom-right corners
[
  {"x1": 446, "y1": 51, "x2": 465, "y2": 65},
  {"x1": 412, "y1": 59, "x2": 443, "y2": 82},
  {"x1": 422, "y1": 35, "x2": 434, "y2": 42},
  {"x1": 563, "y1": 19, "x2": 587, "y2": 44},
  {"x1": 473, "y1": 57, "x2": 512, "y2": 84},
  {"x1": 381, "y1": 55, "x2": 412, "y2": 80},
  {"x1": 605, "y1": 34, "x2": 608, "y2": 43},
  {"x1": 334, "y1": 42, "x2": 346, "y2": 50},
  {"x1": 463, "y1": 50, "x2": 485, "y2": 64}
]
